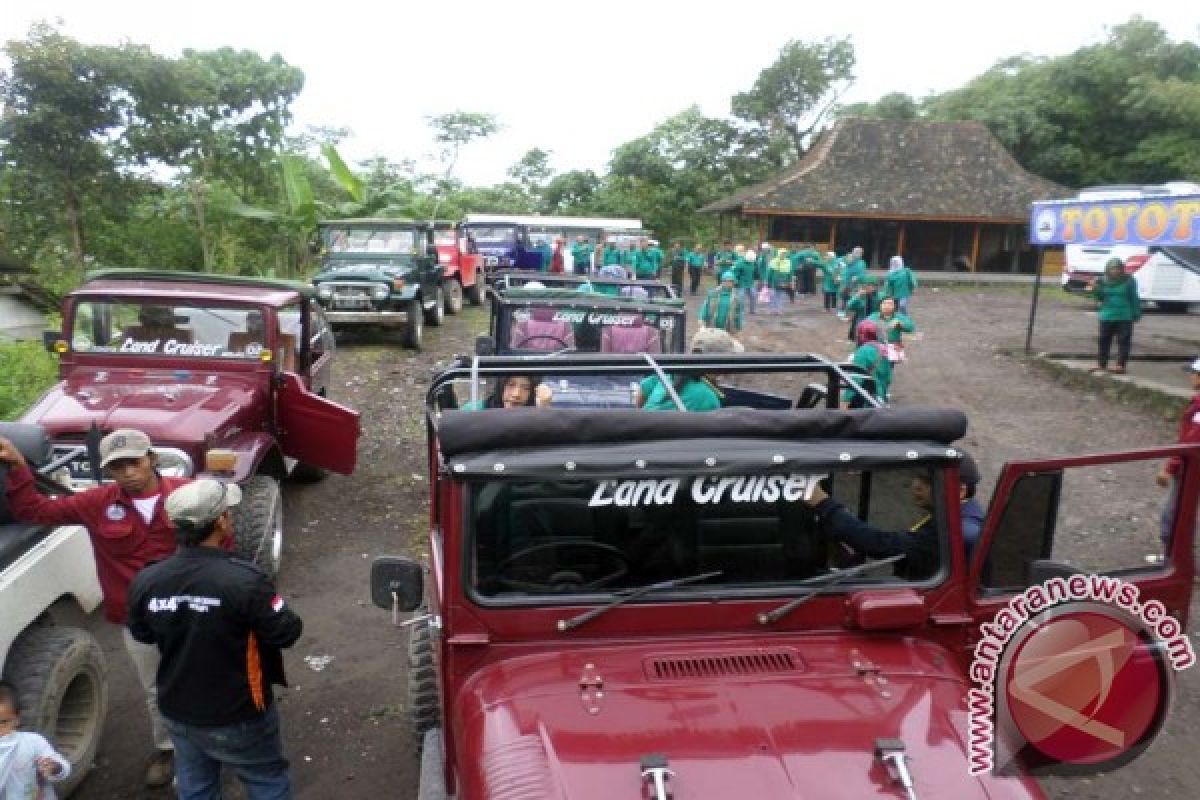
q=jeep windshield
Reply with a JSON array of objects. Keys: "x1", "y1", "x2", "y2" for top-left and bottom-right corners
[
  {"x1": 467, "y1": 463, "x2": 945, "y2": 603},
  {"x1": 322, "y1": 226, "x2": 417, "y2": 255},
  {"x1": 69, "y1": 300, "x2": 277, "y2": 360},
  {"x1": 466, "y1": 226, "x2": 516, "y2": 244}
]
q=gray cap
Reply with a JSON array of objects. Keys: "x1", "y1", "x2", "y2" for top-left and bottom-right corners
[
  {"x1": 166, "y1": 479, "x2": 242, "y2": 528},
  {"x1": 99, "y1": 429, "x2": 153, "y2": 468}
]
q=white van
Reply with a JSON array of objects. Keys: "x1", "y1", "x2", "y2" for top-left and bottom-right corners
[{"x1": 1062, "y1": 183, "x2": 1200, "y2": 297}]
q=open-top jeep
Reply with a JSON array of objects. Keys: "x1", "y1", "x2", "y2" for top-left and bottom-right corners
[
  {"x1": 489, "y1": 269, "x2": 679, "y2": 301},
  {"x1": 312, "y1": 218, "x2": 445, "y2": 349},
  {"x1": 25, "y1": 268, "x2": 361, "y2": 576},
  {"x1": 373, "y1": 355, "x2": 1199, "y2": 799},
  {"x1": 433, "y1": 222, "x2": 486, "y2": 312}
]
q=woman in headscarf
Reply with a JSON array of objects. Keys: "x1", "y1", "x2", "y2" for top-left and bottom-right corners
[
  {"x1": 1088, "y1": 257, "x2": 1141, "y2": 374},
  {"x1": 884, "y1": 255, "x2": 918, "y2": 315},
  {"x1": 841, "y1": 319, "x2": 892, "y2": 407}
]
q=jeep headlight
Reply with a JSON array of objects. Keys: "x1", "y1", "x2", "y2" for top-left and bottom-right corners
[
  {"x1": 316, "y1": 285, "x2": 333, "y2": 300},
  {"x1": 372, "y1": 284, "x2": 390, "y2": 300},
  {"x1": 154, "y1": 447, "x2": 194, "y2": 478}
]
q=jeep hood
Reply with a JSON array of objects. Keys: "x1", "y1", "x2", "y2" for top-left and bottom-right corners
[
  {"x1": 24, "y1": 369, "x2": 264, "y2": 448},
  {"x1": 454, "y1": 635, "x2": 1041, "y2": 800}
]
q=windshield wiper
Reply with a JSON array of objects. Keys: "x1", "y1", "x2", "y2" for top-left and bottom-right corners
[
  {"x1": 556, "y1": 570, "x2": 723, "y2": 632},
  {"x1": 756, "y1": 554, "x2": 906, "y2": 626}
]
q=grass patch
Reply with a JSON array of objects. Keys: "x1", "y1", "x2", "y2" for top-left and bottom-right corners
[{"x1": 0, "y1": 339, "x2": 59, "y2": 420}]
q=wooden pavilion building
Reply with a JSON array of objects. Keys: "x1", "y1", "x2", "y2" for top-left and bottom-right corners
[{"x1": 701, "y1": 118, "x2": 1072, "y2": 272}]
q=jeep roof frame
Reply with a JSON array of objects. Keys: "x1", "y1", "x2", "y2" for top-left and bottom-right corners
[{"x1": 82, "y1": 268, "x2": 316, "y2": 300}]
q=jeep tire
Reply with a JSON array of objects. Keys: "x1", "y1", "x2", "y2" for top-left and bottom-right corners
[
  {"x1": 442, "y1": 279, "x2": 463, "y2": 315},
  {"x1": 232, "y1": 475, "x2": 283, "y2": 579},
  {"x1": 404, "y1": 298, "x2": 423, "y2": 350},
  {"x1": 3, "y1": 626, "x2": 108, "y2": 797},
  {"x1": 289, "y1": 461, "x2": 327, "y2": 483},
  {"x1": 465, "y1": 279, "x2": 484, "y2": 306},
  {"x1": 406, "y1": 615, "x2": 440, "y2": 761},
  {"x1": 424, "y1": 286, "x2": 445, "y2": 327}
]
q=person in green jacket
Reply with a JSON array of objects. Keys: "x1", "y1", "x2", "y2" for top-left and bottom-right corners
[
  {"x1": 687, "y1": 246, "x2": 707, "y2": 295},
  {"x1": 646, "y1": 239, "x2": 665, "y2": 279},
  {"x1": 734, "y1": 250, "x2": 759, "y2": 315},
  {"x1": 844, "y1": 274, "x2": 881, "y2": 341},
  {"x1": 883, "y1": 256, "x2": 918, "y2": 314},
  {"x1": 818, "y1": 251, "x2": 841, "y2": 312},
  {"x1": 765, "y1": 248, "x2": 793, "y2": 313},
  {"x1": 714, "y1": 242, "x2": 737, "y2": 277},
  {"x1": 1088, "y1": 257, "x2": 1142, "y2": 374},
  {"x1": 842, "y1": 319, "x2": 891, "y2": 406},
  {"x1": 636, "y1": 327, "x2": 741, "y2": 412},
  {"x1": 867, "y1": 297, "x2": 916, "y2": 344},
  {"x1": 791, "y1": 245, "x2": 821, "y2": 297},
  {"x1": 602, "y1": 241, "x2": 622, "y2": 267},
  {"x1": 570, "y1": 236, "x2": 594, "y2": 276},
  {"x1": 699, "y1": 271, "x2": 743, "y2": 333},
  {"x1": 838, "y1": 246, "x2": 868, "y2": 316}
]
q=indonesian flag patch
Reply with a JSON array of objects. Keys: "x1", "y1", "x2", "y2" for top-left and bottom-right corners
[{"x1": 271, "y1": 595, "x2": 285, "y2": 612}]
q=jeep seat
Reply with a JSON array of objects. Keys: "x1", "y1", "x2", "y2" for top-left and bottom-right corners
[
  {"x1": 510, "y1": 309, "x2": 575, "y2": 352},
  {"x1": 602, "y1": 321, "x2": 661, "y2": 354}
]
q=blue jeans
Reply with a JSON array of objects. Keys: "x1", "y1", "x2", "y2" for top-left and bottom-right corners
[
  {"x1": 166, "y1": 705, "x2": 292, "y2": 800},
  {"x1": 741, "y1": 286, "x2": 757, "y2": 314}
]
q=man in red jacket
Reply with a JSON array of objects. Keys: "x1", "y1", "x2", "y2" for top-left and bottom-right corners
[
  {"x1": 0, "y1": 428, "x2": 189, "y2": 788},
  {"x1": 1155, "y1": 357, "x2": 1200, "y2": 559}
]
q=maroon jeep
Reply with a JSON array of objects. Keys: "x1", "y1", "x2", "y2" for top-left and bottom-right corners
[
  {"x1": 373, "y1": 354, "x2": 1198, "y2": 799},
  {"x1": 24, "y1": 269, "x2": 361, "y2": 575}
]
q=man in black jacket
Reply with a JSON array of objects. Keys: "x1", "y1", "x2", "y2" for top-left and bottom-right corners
[{"x1": 128, "y1": 479, "x2": 303, "y2": 800}]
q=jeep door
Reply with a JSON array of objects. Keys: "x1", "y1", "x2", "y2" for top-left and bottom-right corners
[
  {"x1": 275, "y1": 371, "x2": 360, "y2": 475},
  {"x1": 417, "y1": 227, "x2": 442, "y2": 304},
  {"x1": 965, "y1": 444, "x2": 1199, "y2": 658},
  {"x1": 303, "y1": 299, "x2": 336, "y2": 393}
]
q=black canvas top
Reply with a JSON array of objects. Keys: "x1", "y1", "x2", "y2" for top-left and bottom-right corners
[{"x1": 437, "y1": 407, "x2": 967, "y2": 460}]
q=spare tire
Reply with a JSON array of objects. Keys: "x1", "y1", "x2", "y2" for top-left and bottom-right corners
[
  {"x1": 3, "y1": 626, "x2": 108, "y2": 797},
  {"x1": 232, "y1": 475, "x2": 283, "y2": 579}
]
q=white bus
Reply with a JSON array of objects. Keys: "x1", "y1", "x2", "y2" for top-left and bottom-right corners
[{"x1": 1062, "y1": 182, "x2": 1200, "y2": 310}]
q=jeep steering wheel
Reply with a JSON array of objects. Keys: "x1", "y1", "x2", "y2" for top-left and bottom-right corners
[
  {"x1": 497, "y1": 540, "x2": 630, "y2": 592},
  {"x1": 514, "y1": 334, "x2": 572, "y2": 350}
]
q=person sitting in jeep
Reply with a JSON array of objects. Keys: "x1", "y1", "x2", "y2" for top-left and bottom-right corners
[
  {"x1": 461, "y1": 374, "x2": 553, "y2": 411},
  {"x1": 0, "y1": 429, "x2": 188, "y2": 789},
  {"x1": 634, "y1": 328, "x2": 740, "y2": 412},
  {"x1": 121, "y1": 305, "x2": 193, "y2": 345},
  {"x1": 801, "y1": 452, "x2": 984, "y2": 580}
]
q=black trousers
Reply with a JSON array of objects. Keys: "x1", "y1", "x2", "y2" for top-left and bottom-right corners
[
  {"x1": 1098, "y1": 320, "x2": 1133, "y2": 368},
  {"x1": 823, "y1": 290, "x2": 837, "y2": 310},
  {"x1": 688, "y1": 267, "x2": 703, "y2": 295}
]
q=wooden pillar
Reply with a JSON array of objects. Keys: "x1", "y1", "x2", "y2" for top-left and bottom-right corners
[
  {"x1": 897, "y1": 224, "x2": 907, "y2": 258},
  {"x1": 830, "y1": 220, "x2": 838, "y2": 252},
  {"x1": 970, "y1": 223, "x2": 982, "y2": 272},
  {"x1": 946, "y1": 225, "x2": 956, "y2": 269},
  {"x1": 1009, "y1": 225, "x2": 1020, "y2": 273},
  {"x1": 758, "y1": 216, "x2": 767, "y2": 244}
]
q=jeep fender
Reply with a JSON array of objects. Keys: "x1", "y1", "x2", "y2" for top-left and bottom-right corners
[
  {"x1": 0, "y1": 525, "x2": 102, "y2": 673},
  {"x1": 205, "y1": 432, "x2": 286, "y2": 484}
]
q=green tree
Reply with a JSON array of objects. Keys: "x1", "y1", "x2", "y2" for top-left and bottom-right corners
[
  {"x1": 424, "y1": 111, "x2": 501, "y2": 221},
  {"x1": 732, "y1": 36, "x2": 856, "y2": 159},
  {"x1": 839, "y1": 92, "x2": 920, "y2": 121},
  {"x1": 507, "y1": 147, "x2": 554, "y2": 206},
  {"x1": 0, "y1": 24, "x2": 127, "y2": 265}
]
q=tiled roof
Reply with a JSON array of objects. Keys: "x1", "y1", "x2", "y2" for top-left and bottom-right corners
[{"x1": 701, "y1": 118, "x2": 1072, "y2": 220}]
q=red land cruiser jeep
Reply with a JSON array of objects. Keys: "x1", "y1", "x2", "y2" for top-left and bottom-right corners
[
  {"x1": 24, "y1": 269, "x2": 361, "y2": 575},
  {"x1": 373, "y1": 354, "x2": 1198, "y2": 799},
  {"x1": 434, "y1": 222, "x2": 485, "y2": 313}
]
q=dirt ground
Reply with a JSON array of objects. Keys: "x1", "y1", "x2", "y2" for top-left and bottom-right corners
[{"x1": 71, "y1": 277, "x2": 1200, "y2": 799}]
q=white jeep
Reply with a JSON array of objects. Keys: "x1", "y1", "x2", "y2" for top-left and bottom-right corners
[{"x1": 0, "y1": 422, "x2": 108, "y2": 797}]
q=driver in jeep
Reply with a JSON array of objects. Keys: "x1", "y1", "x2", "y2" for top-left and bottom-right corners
[{"x1": 0, "y1": 429, "x2": 187, "y2": 788}]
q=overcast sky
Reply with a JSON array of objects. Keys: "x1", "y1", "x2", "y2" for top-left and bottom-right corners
[{"x1": 3, "y1": 1, "x2": 1198, "y2": 185}]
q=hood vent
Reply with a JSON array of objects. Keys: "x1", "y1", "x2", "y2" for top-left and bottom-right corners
[{"x1": 647, "y1": 650, "x2": 800, "y2": 681}]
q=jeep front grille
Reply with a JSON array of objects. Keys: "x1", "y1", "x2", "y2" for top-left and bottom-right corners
[{"x1": 646, "y1": 649, "x2": 800, "y2": 680}]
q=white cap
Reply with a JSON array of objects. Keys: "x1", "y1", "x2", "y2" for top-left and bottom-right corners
[{"x1": 1186, "y1": 356, "x2": 1200, "y2": 373}]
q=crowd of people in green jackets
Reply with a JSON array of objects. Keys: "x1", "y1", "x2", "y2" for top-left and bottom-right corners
[{"x1": 544, "y1": 233, "x2": 922, "y2": 407}]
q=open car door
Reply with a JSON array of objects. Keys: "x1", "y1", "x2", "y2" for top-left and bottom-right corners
[
  {"x1": 276, "y1": 371, "x2": 360, "y2": 475},
  {"x1": 963, "y1": 443, "x2": 1199, "y2": 769}
]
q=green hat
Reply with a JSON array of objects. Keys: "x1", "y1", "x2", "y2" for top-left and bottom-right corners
[
  {"x1": 720, "y1": 270, "x2": 735, "y2": 282},
  {"x1": 861, "y1": 274, "x2": 880, "y2": 286}
]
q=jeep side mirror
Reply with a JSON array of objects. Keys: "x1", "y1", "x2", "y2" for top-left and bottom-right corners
[
  {"x1": 42, "y1": 330, "x2": 63, "y2": 353},
  {"x1": 475, "y1": 335, "x2": 496, "y2": 357},
  {"x1": 370, "y1": 557, "x2": 424, "y2": 611}
]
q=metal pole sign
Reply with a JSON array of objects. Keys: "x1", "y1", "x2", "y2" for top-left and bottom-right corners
[{"x1": 1024, "y1": 194, "x2": 1200, "y2": 353}]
